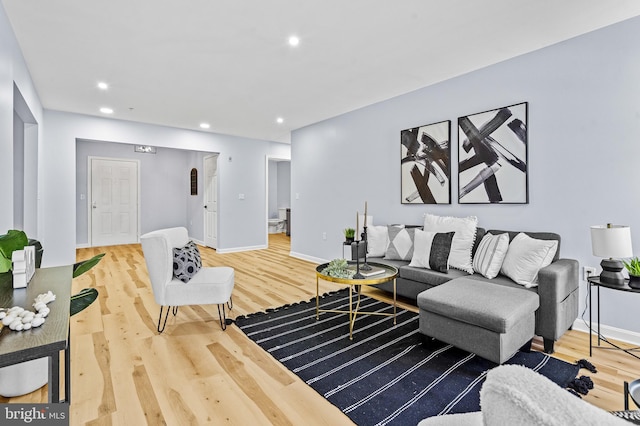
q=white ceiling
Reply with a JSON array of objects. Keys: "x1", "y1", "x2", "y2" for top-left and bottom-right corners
[{"x1": 3, "y1": 1, "x2": 640, "y2": 144}]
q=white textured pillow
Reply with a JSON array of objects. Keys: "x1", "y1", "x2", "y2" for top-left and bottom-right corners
[
  {"x1": 423, "y1": 214, "x2": 477, "y2": 274},
  {"x1": 384, "y1": 226, "x2": 415, "y2": 261},
  {"x1": 366, "y1": 225, "x2": 389, "y2": 257},
  {"x1": 473, "y1": 233, "x2": 509, "y2": 279},
  {"x1": 500, "y1": 233, "x2": 558, "y2": 287}
]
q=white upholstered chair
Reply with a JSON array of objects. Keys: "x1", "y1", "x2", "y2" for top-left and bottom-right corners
[{"x1": 140, "y1": 227, "x2": 234, "y2": 332}]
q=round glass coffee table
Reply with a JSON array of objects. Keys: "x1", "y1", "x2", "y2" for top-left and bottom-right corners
[{"x1": 315, "y1": 261, "x2": 398, "y2": 340}]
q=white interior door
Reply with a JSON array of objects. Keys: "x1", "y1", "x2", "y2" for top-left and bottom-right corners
[
  {"x1": 90, "y1": 158, "x2": 139, "y2": 246},
  {"x1": 204, "y1": 154, "x2": 218, "y2": 248}
]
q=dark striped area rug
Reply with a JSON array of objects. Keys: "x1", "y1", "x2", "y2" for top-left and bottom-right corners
[{"x1": 234, "y1": 289, "x2": 585, "y2": 426}]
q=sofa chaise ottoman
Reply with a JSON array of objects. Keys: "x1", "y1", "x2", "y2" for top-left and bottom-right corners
[{"x1": 417, "y1": 277, "x2": 540, "y2": 364}]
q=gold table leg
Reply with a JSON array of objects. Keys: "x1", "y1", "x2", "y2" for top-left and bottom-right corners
[
  {"x1": 393, "y1": 278, "x2": 397, "y2": 325},
  {"x1": 349, "y1": 285, "x2": 353, "y2": 340}
]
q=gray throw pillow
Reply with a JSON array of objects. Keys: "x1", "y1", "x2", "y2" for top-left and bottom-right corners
[
  {"x1": 173, "y1": 241, "x2": 202, "y2": 283},
  {"x1": 384, "y1": 226, "x2": 416, "y2": 261}
]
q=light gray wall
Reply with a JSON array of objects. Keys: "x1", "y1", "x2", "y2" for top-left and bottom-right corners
[
  {"x1": 291, "y1": 16, "x2": 640, "y2": 334},
  {"x1": 268, "y1": 161, "x2": 278, "y2": 218},
  {"x1": 13, "y1": 110, "x2": 24, "y2": 231},
  {"x1": 277, "y1": 161, "x2": 291, "y2": 211},
  {"x1": 76, "y1": 140, "x2": 211, "y2": 245},
  {"x1": 0, "y1": 4, "x2": 43, "y2": 236}
]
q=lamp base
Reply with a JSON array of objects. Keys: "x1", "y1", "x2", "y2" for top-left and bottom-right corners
[{"x1": 600, "y1": 258, "x2": 626, "y2": 285}]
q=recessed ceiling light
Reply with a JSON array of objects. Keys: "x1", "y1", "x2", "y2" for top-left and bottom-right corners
[
  {"x1": 276, "y1": 117, "x2": 284, "y2": 124},
  {"x1": 97, "y1": 81, "x2": 108, "y2": 90},
  {"x1": 288, "y1": 36, "x2": 300, "y2": 47},
  {"x1": 200, "y1": 123, "x2": 210, "y2": 129},
  {"x1": 100, "y1": 107, "x2": 113, "y2": 114}
]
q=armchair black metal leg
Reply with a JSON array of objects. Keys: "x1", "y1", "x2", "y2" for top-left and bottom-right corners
[
  {"x1": 158, "y1": 306, "x2": 171, "y2": 333},
  {"x1": 227, "y1": 296, "x2": 233, "y2": 311},
  {"x1": 172, "y1": 306, "x2": 179, "y2": 316},
  {"x1": 625, "y1": 381, "x2": 630, "y2": 411},
  {"x1": 217, "y1": 304, "x2": 227, "y2": 331}
]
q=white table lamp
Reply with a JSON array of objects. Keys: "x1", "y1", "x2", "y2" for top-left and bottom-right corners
[{"x1": 590, "y1": 224, "x2": 633, "y2": 285}]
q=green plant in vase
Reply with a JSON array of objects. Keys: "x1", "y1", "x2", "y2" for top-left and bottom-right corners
[
  {"x1": 623, "y1": 257, "x2": 640, "y2": 288},
  {"x1": 343, "y1": 228, "x2": 356, "y2": 243},
  {"x1": 322, "y1": 258, "x2": 355, "y2": 279}
]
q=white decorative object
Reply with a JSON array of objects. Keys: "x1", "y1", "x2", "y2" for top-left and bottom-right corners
[
  {"x1": 11, "y1": 245, "x2": 36, "y2": 289},
  {"x1": 0, "y1": 291, "x2": 56, "y2": 332}
]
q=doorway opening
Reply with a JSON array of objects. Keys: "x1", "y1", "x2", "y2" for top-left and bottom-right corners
[{"x1": 265, "y1": 156, "x2": 291, "y2": 246}]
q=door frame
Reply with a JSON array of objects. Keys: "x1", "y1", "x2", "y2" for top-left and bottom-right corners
[
  {"x1": 265, "y1": 155, "x2": 291, "y2": 244},
  {"x1": 203, "y1": 154, "x2": 219, "y2": 249},
  {"x1": 87, "y1": 156, "x2": 141, "y2": 247}
]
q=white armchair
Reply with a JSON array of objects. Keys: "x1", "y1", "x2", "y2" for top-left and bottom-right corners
[{"x1": 140, "y1": 227, "x2": 234, "y2": 333}]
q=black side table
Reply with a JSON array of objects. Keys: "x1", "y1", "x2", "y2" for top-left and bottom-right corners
[{"x1": 588, "y1": 276, "x2": 640, "y2": 360}]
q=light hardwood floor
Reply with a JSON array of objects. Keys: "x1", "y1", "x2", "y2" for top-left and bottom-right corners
[{"x1": 2, "y1": 233, "x2": 639, "y2": 424}]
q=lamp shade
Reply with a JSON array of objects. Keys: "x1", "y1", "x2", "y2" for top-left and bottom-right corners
[{"x1": 590, "y1": 225, "x2": 633, "y2": 258}]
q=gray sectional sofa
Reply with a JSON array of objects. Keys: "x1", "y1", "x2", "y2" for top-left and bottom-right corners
[{"x1": 362, "y1": 228, "x2": 579, "y2": 355}]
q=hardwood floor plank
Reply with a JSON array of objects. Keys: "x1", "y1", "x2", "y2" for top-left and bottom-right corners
[
  {"x1": 207, "y1": 342, "x2": 293, "y2": 426},
  {"x1": 132, "y1": 364, "x2": 167, "y2": 425},
  {"x1": 224, "y1": 326, "x2": 295, "y2": 388},
  {"x1": 92, "y1": 332, "x2": 117, "y2": 417}
]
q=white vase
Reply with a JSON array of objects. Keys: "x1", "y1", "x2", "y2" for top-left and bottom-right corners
[{"x1": 0, "y1": 357, "x2": 48, "y2": 397}]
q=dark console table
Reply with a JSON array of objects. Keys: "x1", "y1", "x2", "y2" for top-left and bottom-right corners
[
  {"x1": 0, "y1": 266, "x2": 72, "y2": 403},
  {"x1": 588, "y1": 276, "x2": 640, "y2": 360}
]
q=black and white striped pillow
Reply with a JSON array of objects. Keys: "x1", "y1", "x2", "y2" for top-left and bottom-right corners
[
  {"x1": 472, "y1": 232, "x2": 509, "y2": 279},
  {"x1": 408, "y1": 230, "x2": 455, "y2": 273}
]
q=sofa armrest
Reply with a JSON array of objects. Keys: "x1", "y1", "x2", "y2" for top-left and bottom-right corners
[
  {"x1": 536, "y1": 258, "x2": 579, "y2": 340},
  {"x1": 538, "y1": 258, "x2": 579, "y2": 302}
]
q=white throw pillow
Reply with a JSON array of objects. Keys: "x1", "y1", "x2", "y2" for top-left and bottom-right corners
[
  {"x1": 423, "y1": 213, "x2": 477, "y2": 274},
  {"x1": 473, "y1": 232, "x2": 510, "y2": 279},
  {"x1": 366, "y1": 225, "x2": 389, "y2": 257},
  {"x1": 409, "y1": 230, "x2": 454, "y2": 273},
  {"x1": 500, "y1": 233, "x2": 558, "y2": 287}
]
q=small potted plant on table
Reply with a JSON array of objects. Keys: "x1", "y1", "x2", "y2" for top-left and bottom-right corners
[
  {"x1": 343, "y1": 228, "x2": 355, "y2": 244},
  {"x1": 623, "y1": 257, "x2": 640, "y2": 288}
]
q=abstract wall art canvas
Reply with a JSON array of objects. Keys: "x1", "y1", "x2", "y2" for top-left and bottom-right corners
[
  {"x1": 458, "y1": 102, "x2": 528, "y2": 204},
  {"x1": 401, "y1": 120, "x2": 451, "y2": 204}
]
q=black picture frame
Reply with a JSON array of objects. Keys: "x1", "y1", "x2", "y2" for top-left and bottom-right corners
[
  {"x1": 400, "y1": 120, "x2": 451, "y2": 204},
  {"x1": 458, "y1": 102, "x2": 528, "y2": 204}
]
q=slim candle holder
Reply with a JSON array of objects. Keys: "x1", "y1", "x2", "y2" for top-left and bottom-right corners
[
  {"x1": 360, "y1": 226, "x2": 372, "y2": 271},
  {"x1": 353, "y1": 240, "x2": 364, "y2": 279}
]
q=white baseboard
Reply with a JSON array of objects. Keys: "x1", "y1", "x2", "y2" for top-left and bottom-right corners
[
  {"x1": 76, "y1": 243, "x2": 90, "y2": 249},
  {"x1": 572, "y1": 319, "x2": 640, "y2": 346},
  {"x1": 289, "y1": 251, "x2": 326, "y2": 264},
  {"x1": 216, "y1": 244, "x2": 267, "y2": 254},
  {"x1": 191, "y1": 239, "x2": 205, "y2": 246}
]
